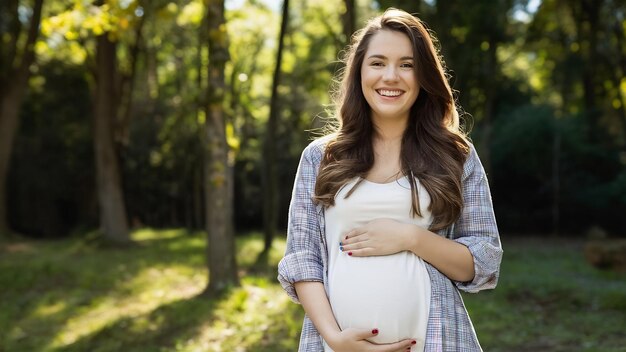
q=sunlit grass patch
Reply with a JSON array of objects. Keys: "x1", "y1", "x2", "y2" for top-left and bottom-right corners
[
  {"x1": 174, "y1": 277, "x2": 301, "y2": 352},
  {"x1": 0, "y1": 230, "x2": 300, "y2": 352},
  {"x1": 48, "y1": 264, "x2": 206, "y2": 350},
  {"x1": 132, "y1": 228, "x2": 191, "y2": 242}
]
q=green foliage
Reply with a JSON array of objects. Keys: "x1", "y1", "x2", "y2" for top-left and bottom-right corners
[
  {"x1": 491, "y1": 104, "x2": 626, "y2": 233},
  {"x1": 6, "y1": 0, "x2": 626, "y2": 235},
  {"x1": 10, "y1": 60, "x2": 94, "y2": 236}
]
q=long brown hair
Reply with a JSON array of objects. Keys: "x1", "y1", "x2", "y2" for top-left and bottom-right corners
[{"x1": 313, "y1": 8, "x2": 470, "y2": 231}]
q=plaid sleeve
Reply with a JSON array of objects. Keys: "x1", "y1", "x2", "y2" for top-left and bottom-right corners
[
  {"x1": 277, "y1": 142, "x2": 325, "y2": 304},
  {"x1": 451, "y1": 144, "x2": 503, "y2": 293}
]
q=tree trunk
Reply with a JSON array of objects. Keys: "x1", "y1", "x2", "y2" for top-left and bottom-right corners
[
  {"x1": 571, "y1": 0, "x2": 602, "y2": 139},
  {"x1": 610, "y1": 5, "x2": 626, "y2": 141},
  {"x1": 117, "y1": 13, "x2": 145, "y2": 147},
  {"x1": 552, "y1": 123, "x2": 561, "y2": 237},
  {"x1": 0, "y1": 0, "x2": 44, "y2": 238},
  {"x1": 204, "y1": 0, "x2": 238, "y2": 296},
  {"x1": 262, "y1": 0, "x2": 290, "y2": 253},
  {"x1": 480, "y1": 36, "x2": 497, "y2": 181},
  {"x1": 342, "y1": 0, "x2": 355, "y2": 45},
  {"x1": 93, "y1": 33, "x2": 130, "y2": 243}
]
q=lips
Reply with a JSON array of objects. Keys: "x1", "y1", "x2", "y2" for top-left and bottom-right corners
[{"x1": 376, "y1": 89, "x2": 404, "y2": 97}]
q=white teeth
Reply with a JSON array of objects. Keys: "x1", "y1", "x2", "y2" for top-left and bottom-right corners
[{"x1": 378, "y1": 89, "x2": 402, "y2": 97}]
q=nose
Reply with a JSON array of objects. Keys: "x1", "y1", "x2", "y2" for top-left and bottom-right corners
[{"x1": 382, "y1": 65, "x2": 399, "y2": 82}]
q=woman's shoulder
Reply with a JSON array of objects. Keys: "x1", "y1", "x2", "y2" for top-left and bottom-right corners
[
  {"x1": 461, "y1": 141, "x2": 484, "y2": 179},
  {"x1": 301, "y1": 134, "x2": 335, "y2": 163}
]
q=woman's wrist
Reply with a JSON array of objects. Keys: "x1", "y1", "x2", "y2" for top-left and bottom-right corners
[
  {"x1": 403, "y1": 223, "x2": 423, "y2": 255},
  {"x1": 324, "y1": 328, "x2": 350, "y2": 349},
  {"x1": 402, "y1": 223, "x2": 476, "y2": 282}
]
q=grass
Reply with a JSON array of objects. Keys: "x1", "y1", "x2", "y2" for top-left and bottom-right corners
[
  {"x1": 1, "y1": 231, "x2": 625, "y2": 351},
  {"x1": 465, "y1": 237, "x2": 626, "y2": 352},
  {"x1": 0, "y1": 230, "x2": 302, "y2": 352}
]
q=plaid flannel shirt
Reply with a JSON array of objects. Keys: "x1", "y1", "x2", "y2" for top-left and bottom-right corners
[{"x1": 278, "y1": 136, "x2": 503, "y2": 352}]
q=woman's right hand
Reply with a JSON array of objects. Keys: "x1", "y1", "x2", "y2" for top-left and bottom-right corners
[{"x1": 326, "y1": 328, "x2": 417, "y2": 352}]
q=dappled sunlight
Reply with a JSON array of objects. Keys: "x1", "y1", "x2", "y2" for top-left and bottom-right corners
[
  {"x1": 164, "y1": 236, "x2": 205, "y2": 253},
  {"x1": 175, "y1": 277, "x2": 301, "y2": 351},
  {"x1": 132, "y1": 228, "x2": 190, "y2": 242},
  {"x1": 31, "y1": 300, "x2": 68, "y2": 319},
  {"x1": 47, "y1": 264, "x2": 207, "y2": 350},
  {"x1": 236, "y1": 233, "x2": 287, "y2": 268},
  {"x1": 0, "y1": 233, "x2": 303, "y2": 351},
  {"x1": 3, "y1": 231, "x2": 624, "y2": 350}
]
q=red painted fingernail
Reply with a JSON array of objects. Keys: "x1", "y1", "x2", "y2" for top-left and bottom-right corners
[
  {"x1": 411, "y1": 340, "x2": 417, "y2": 345},
  {"x1": 372, "y1": 329, "x2": 378, "y2": 334},
  {"x1": 348, "y1": 252, "x2": 352, "y2": 256},
  {"x1": 345, "y1": 235, "x2": 349, "y2": 240}
]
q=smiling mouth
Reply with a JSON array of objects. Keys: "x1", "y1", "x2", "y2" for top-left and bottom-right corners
[{"x1": 376, "y1": 89, "x2": 404, "y2": 97}]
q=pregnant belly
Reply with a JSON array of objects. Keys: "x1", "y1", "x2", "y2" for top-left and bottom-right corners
[{"x1": 328, "y1": 251, "x2": 431, "y2": 344}]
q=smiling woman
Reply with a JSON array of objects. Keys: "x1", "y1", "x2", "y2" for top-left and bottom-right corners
[{"x1": 278, "y1": 8, "x2": 502, "y2": 352}]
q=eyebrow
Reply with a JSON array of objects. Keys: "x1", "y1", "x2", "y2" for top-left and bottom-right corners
[{"x1": 367, "y1": 54, "x2": 414, "y2": 60}]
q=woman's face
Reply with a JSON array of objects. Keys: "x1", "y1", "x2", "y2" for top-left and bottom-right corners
[{"x1": 360, "y1": 30, "x2": 420, "y2": 124}]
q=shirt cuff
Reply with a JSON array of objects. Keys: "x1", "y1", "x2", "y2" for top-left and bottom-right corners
[
  {"x1": 453, "y1": 236, "x2": 503, "y2": 293},
  {"x1": 277, "y1": 250, "x2": 324, "y2": 303}
]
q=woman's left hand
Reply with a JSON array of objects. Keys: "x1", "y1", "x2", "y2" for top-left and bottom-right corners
[{"x1": 340, "y1": 218, "x2": 420, "y2": 257}]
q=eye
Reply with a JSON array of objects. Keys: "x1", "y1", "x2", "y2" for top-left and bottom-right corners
[
  {"x1": 400, "y1": 62, "x2": 414, "y2": 69},
  {"x1": 370, "y1": 61, "x2": 384, "y2": 67}
]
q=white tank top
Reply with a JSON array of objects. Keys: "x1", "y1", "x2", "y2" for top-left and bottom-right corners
[{"x1": 323, "y1": 176, "x2": 432, "y2": 352}]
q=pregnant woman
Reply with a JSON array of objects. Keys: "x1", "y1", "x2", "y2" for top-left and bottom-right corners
[{"x1": 278, "y1": 8, "x2": 502, "y2": 352}]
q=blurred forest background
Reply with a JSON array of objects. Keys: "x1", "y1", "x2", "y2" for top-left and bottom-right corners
[
  {"x1": 2, "y1": 0, "x2": 625, "y2": 241},
  {"x1": 1, "y1": 0, "x2": 626, "y2": 351}
]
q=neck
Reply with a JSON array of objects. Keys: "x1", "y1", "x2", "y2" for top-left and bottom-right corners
[{"x1": 372, "y1": 117, "x2": 407, "y2": 144}]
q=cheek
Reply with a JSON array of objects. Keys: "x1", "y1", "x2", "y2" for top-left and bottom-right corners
[
  {"x1": 360, "y1": 69, "x2": 372, "y2": 87},
  {"x1": 360, "y1": 72, "x2": 376, "y2": 100}
]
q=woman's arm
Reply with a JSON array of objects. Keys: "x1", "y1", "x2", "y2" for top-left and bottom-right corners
[
  {"x1": 277, "y1": 142, "x2": 326, "y2": 303},
  {"x1": 294, "y1": 282, "x2": 343, "y2": 342},
  {"x1": 341, "y1": 219, "x2": 474, "y2": 282},
  {"x1": 406, "y1": 226, "x2": 474, "y2": 282},
  {"x1": 447, "y1": 144, "x2": 502, "y2": 292}
]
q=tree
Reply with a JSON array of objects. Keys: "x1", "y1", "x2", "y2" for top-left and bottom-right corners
[
  {"x1": 0, "y1": 0, "x2": 44, "y2": 238},
  {"x1": 89, "y1": 0, "x2": 148, "y2": 243},
  {"x1": 92, "y1": 30, "x2": 131, "y2": 243},
  {"x1": 261, "y1": 0, "x2": 290, "y2": 253},
  {"x1": 342, "y1": 0, "x2": 355, "y2": 45},
  {"x1": 204, "y1": 0, "x2": 239, "y2": 295}
]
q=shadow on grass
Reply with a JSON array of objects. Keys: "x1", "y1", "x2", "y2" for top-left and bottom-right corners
[
  {"x1": 54, "y1": 292, "x2": 221, "y2": 352},
  {"x1": 0, "y1": 230, "x2": 207, "y2": 351},
  {"x1": 0, "y1": 230, "x2": 295, "y2": 351},
  {"x1": 248, "y1": 248, "x2": 276, "y2": 277}
]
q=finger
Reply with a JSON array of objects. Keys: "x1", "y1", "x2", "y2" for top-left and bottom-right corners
[
  {"x1": 342, "y1": 233, "x2": 369, "y2": 248},
  {"x1": 341, "y1": 240, "x2": 366, "y2": 251},
  {"x1": 377, "y1": 339, "x2": 416, "y2": 352},
  {"x1": 353, "y1": 327, "x2": 380, "y2": 340},
  {"x1": 343, "y1": 227, "x2": 366, "y2": 241},
  {"x1": 346, "y1": 247, "x2": 373, "y2": 257}
]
